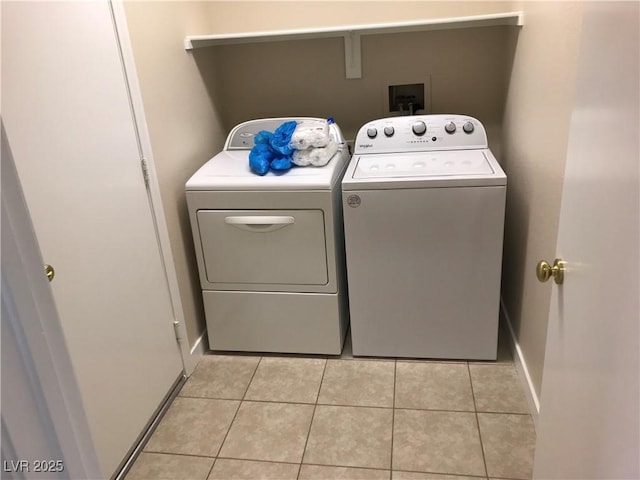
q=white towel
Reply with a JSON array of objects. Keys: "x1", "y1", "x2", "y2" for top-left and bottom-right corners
[
  {"x1": 292, "y1": 141, "x2": 339, "y2": 167},
  {"x1": 290, "y1": 119, "x2": 330, "y2": 150}
]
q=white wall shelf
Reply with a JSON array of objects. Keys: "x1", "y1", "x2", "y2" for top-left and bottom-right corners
[{"x1": 184, "y1": 12, "x2": 523, "y2": 79}]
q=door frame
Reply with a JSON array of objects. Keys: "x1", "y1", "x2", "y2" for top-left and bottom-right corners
[{"x1": 110, "y1": 0, "x2": 199, "y2": 375}]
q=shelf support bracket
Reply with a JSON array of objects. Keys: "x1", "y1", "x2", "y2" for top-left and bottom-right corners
[{"x1": 344, "y1": 31, "x2": 362, "y2": 79}]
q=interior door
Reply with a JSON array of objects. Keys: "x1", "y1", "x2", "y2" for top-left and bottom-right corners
[
  {"x1": 2, "y1": 1, "x2": 184, "y2": 476},
  {"x1": 533, "y1": 2, "x2": 639, "y2": 478}
]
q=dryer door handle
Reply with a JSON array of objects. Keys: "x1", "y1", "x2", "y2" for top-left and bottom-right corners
[{"x1": 224, "y1": 215, "x2": 295, "y2": 233}]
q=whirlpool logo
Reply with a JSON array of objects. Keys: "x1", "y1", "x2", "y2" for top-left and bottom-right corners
[
  {"x1": 358, "y1": 144, "x2": 373, "y2": 149},
  {"x1": 347, "y1": 195, "x2": 361, "y2": 208}
]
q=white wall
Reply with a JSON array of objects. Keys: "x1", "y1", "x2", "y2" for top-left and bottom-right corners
[
  {"x1": 500, "y1": 1, "x2": 584, "y2": 401},
  {"x1": 207, "y1": 1, "x2": 516, "y2": 33},
  {"x1": 123, "y1": 1, "x2": 226, "y2": 347}
]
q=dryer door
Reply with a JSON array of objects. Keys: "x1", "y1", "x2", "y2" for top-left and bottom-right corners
[{"x1": 197, "y1": 209, "x2": 328, "y2": 287}]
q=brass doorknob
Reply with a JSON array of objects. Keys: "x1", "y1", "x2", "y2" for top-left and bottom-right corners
[
  {"x1": 44, "y1": 264, "x2": 55, "y2": 282},
  {"x1": 536, "y1": 258, "x2": 566, "y2": 285}
]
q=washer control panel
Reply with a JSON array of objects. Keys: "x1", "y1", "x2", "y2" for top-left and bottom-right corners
[{"x1": 354, "y1": 114, "x2": 487, "y2": 154}]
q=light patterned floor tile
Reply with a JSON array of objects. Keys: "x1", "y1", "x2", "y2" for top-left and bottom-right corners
[
  {"x1": 219, "y1": 401, "x2": 314, "y2": 463},
  {"x1": 245, "y1": 357, "x2": 325, "y2": 403},
  {"x1": 317, "y1": 360, "x2": 395, "y2": 407},
  {"x1": 300, "y1": 465, "x2": 390, "y2": 479},
  {"x1": 395, "y1": 362, "x2": 475, "y2": 411},
  {"x1": 393, "y1": 409, "x2": 485, "y2": 477},
  {"x1": 179, "y1": 355, "x2": 260, "y2": 399},
  {"x1": 304, "y1": 405, "x2": 393, "y2": 469},
  {"x1": 478, "y1": 413, "x2": 536, "y2": 480},
  {"x1": 125, "y1": 452, "x2": 213, "y2": 480},
  {"x1": 144, "y1": 397, "x2": 239, "y2": 457},
  {"x1": 147, "y1": 350, "x2": 534, "y2": 480},
  {"x1": 469, "y1": 365, "x2": 529, "y2": 414},
  {"x1": 208, "y1": 459, "x2": 298, "y2": 480}
]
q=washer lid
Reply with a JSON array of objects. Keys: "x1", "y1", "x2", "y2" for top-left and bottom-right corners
[
  {"x1": 353, "y1": 150, "x2": 493, "y2": 178},
  {"x1": 342, "y1": 148, "x2": 506, "y2": 190}
]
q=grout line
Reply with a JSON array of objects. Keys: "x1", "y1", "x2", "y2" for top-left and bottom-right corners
[
  {"x1": 310, "y1": 401, "x2": 395, "y2": 409},
  {"x1": 473, "y1": 410, "x2": 532, "y2": 416},
  {"x1": 390, "y1": 465, "x2": 490, "y2": 478},
  {"x1": 208, "y1": 351, "x2": 477, "y2": 365},
  {"x1": 206, "y1": 457, "x2": 217, "y2": 480},
  {"x1": 297, "y1": 358, "x2": 328, "y2": 480},
  {"x1": 176, "y1": 394, "x2": 532, "y2": 413},
  {"x1": 210, "y1": 459, "x2": 494, "y2": 479},
  {"x1": 207, "y1": 351, "x2": 497, "y2": 366},
  {"x1": 390, "y1": 360, "x2": 397, "y2": 480},
  {"x1": 208, "y1": 458, "x2": 520, "y2": 479},
  {"x1": 300, "y1": 462, "x2": 391, "y2": 472},
  {"x1": 242, "y1": 356, "x2": 263, "y2": 401},
  {"x1": 141, "y1": 449, "x2": 217, "y2": 459},
  {"x1": 214, "y1": 456, "x2": 301, "y2": 466},
  {"x1": 315, "y1": 359, "x2": 328, "y2": 405},
  {"x1": 395, "y1": 360, "x2": 469, "y2": 365},
  {"x1": 210, "y1": 400, "x2": 241, "y2": 460},
  {"x1": 468, "y1": 362, "x2": 518, "y2": 368},
  {"x1": 142, "y1": 452, "x2": 496, "y2": 479},
  {"x1": 468, "y1": 362, "x2": 489, "y2": 478},
  {"x1": 178, "y1": 394, "x2": 248, "y2": 401},
  {"x1": 209, "y1": 356, "x2": 263, "y2": 462},
  {"x1": 175, "y1": 395, "x2": 530, "y2": 416}
]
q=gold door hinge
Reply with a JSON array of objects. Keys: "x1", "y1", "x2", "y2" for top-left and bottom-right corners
[{"x1": 141, "y1": 158, "x2": 150, "y2": 187}]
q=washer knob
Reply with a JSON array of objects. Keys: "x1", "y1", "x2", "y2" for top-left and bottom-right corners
[
  {"x1": 384, "y1": 126, "x2": 395, "y2": 137},
  {"x1": 412, "y1": 121, "x2": 427, "y2": 136},
  {"x1": 463, "y1": 121, "x2": 475, "y2": 134},
  {"x1": 444, "y1": 121, "x2": 456, "y2": 134},
  {"x1": 367, "y1": 127, "x2": 378, "y2": 139}
]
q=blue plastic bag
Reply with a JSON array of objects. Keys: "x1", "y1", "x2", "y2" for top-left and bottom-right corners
[
  {"x1": 249, "y1": 121, "x2": 298, "y2": 175},
  {"x1": 249, "y1": 143, "x2": 272, "y2": 176}
]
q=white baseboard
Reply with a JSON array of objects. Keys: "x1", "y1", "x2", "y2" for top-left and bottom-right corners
[
  {"x1": 190, "y1": 329, "x2": 208, "y2": 356},
  {"x1": 185, "y1": 329, "x2": 208, "y2": 376},
  {"x1": 500, "y1": 298, "x2": 540, "y2": 426}
]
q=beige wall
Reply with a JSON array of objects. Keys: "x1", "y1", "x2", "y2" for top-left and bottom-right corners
[
  {"x1": 124, "y1": 1, "x2": 226, "y2": 346},
  {"x1": 207, "y1": 1, "x2": 515, "y2": 33},
  {"x1": 500, "y1": 1, "x2": 583, "y2": 398},
  {"x1": 204, "y1": 26, "x2": 518, "y2": 143},
  {"x1": 205, "y1": 1, "x2": 518, "y2": 143}
]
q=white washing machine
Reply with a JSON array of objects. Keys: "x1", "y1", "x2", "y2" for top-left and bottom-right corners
[
  {"x1": 186, "y1": 118, "x2": 350, "y2": 355},
  {"x1": 342, "y1": 114, "x2": 506, "y2": 360}
]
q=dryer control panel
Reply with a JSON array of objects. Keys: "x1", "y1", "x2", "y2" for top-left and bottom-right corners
[
  {"x1": 354, "y1": 114, "x2": 487, "y2": 154},
  {"x1": 225, "y1": 117, "x2": 346, "y2": 150}
]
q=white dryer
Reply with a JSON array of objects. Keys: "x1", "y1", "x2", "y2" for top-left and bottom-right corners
[
  {"x1": 186, "y1": 118, "x2": 350, "y2": 354},
  {"x1": 342, "y1": 114, "x2": 506, "y2": 360}
]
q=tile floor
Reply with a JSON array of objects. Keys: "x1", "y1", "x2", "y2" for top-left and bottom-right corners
[{"x1": 126, "y1": 331, "x2": 536, "y2": 480}]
